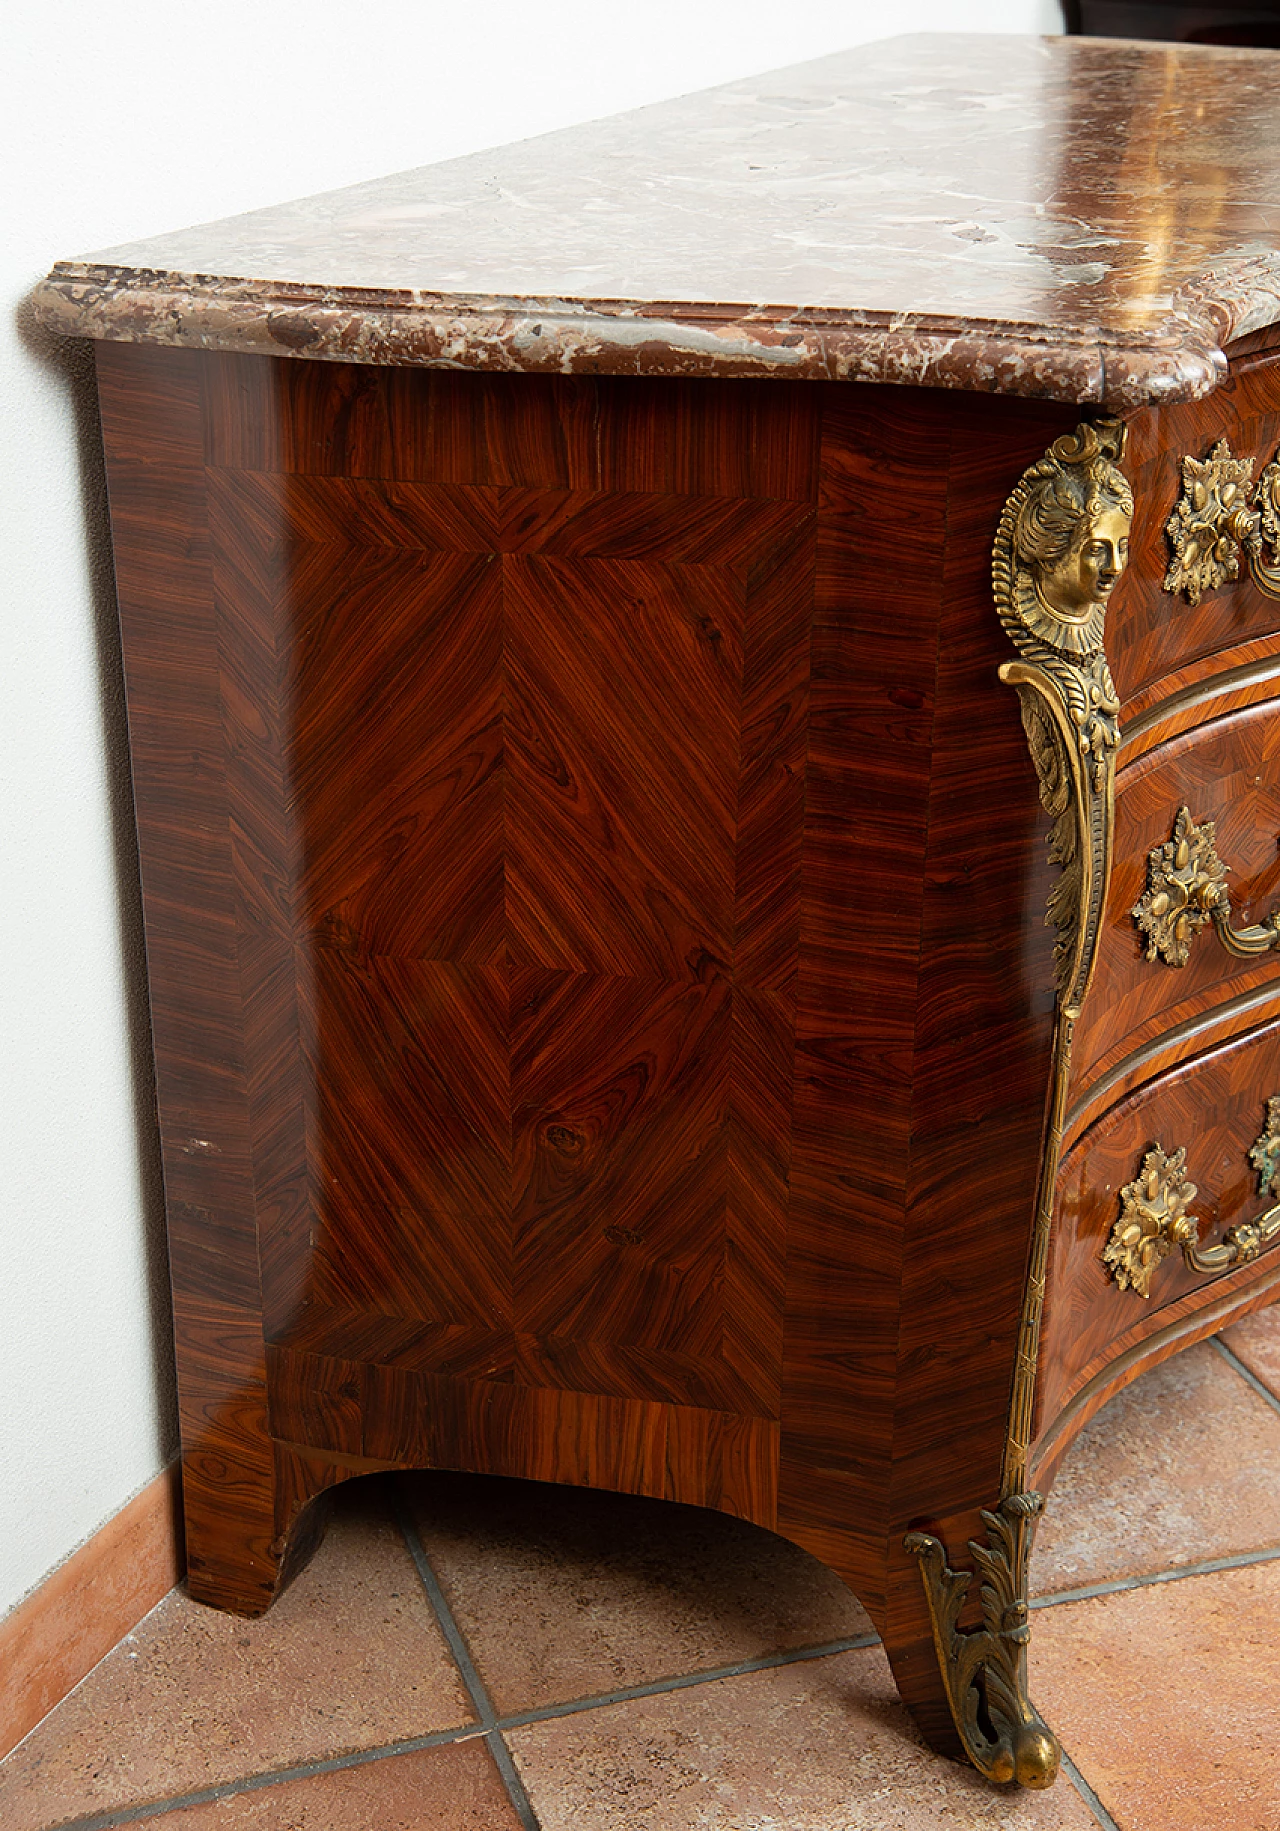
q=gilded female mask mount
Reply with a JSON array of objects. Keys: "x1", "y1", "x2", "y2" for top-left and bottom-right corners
[{"x1": 993, "y1": 421, "x2": 1132, "y2": 1000}]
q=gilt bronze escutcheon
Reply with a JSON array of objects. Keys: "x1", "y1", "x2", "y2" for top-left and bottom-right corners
[
  {"x1": 1105, "y1": 1104, "x2": 1280, "y2": 1298},
  {"x1": 1132, "y1": 807, "x2": 1280, "y2": 967},
  {"x1": 1165, "y1": 439, "x2": 1280, "y2": 604}
]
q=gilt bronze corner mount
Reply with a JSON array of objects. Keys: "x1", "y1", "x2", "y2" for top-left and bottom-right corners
[
  {"x1": 993, "y1": 418, "x2": 1130, "y2": 1007},
  {"x1": 992, "y1": 421, "x2": 1132, "y2": 1492},
  {"x1": 908, "y1": 421, "x2": 1136, "y2": 1793}
]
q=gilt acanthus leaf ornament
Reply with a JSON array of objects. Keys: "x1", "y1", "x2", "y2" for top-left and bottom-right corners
[
  {"x1": 1106, "y1": 1119, "x2": 1280, "y2": 1299},
  {"x1": 1131, "y1": 805, "x2": 1280, "y2": 967},
  {"x1": 1164, "y1": 440, "x2": 1256, "y2": 605},
  {"x1": 1131, "y1": 806, "x2": 1227, "y2": 967},
  {"x1": 1249, "y1": 1097, "x2": 1280, "y2": 1199},
  {"x1": 906, "y1": 1494, "x2": 1057, "y2": 1790},
  {"x1": 1164, "y1": 438, "x2": 1280, "y2": 605},
  {"x1": 1104, "y1": 1144, "x2": 1199, "y2": 1298}
]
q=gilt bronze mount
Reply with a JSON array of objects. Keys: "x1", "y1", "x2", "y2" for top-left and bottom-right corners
[
  {"x1": 993, "y1": 420, "x2": 1130, "y2": 1003},
  {"x1": 907, "y1": 422, "x2": 1134, "y2": 1790},
  {"x1": 905, "y1": 1495, "x2": 1057, "y2": 1789},
  {"x1": 1105, "y1": 1107, "x2": 1280, "y2": 1298},
  {"x1": 1249, "y1": 1096, "x2": 1280, "y2": 1199},
  {"x1": 1103, "y1": 1143, "x2": 1199, "y2": 1297},
  {"x1": 1132, "y1": 807, "x2": 1280, "y2": 966},
  {"x1": 1165, "y1": 438, "x2": 1280, "y2": 605}
]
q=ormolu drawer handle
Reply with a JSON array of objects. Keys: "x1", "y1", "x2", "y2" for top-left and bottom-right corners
[
  {"x1": 1131, "y1": 807, "x2": 1280, "y2": 967},
  {"x1": 1104, "y1": 1099, "x2": 1280, "y2": 1297},
  {"x1": 1165, "y1": 439, "x2": 1280, "y2": 605}
]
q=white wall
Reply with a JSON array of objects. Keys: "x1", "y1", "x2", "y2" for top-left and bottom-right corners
[{"x1": 1, "y1": 0, "x2": 1062, "y2": 1619}]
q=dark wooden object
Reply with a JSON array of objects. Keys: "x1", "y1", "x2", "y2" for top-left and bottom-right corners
[
  {"x1": 1064, "y1": 0, "x2": 1280, "y2": 45},
  {"x1": 97, "y1": 333, "x2": 1280, "y2": 1763}
]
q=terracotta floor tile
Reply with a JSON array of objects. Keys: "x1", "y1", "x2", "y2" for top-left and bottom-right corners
[
  {"x1": 404, "y1": 1471, "x2": 873, "y2": 1714},
  {"x1": 508, "y1": 1646, "x2": 1101, "y2": 1830},
  {"x1": 1221, "y1": 1303, "x2": 1280, "y2": 1396},
  {"x1": 124, "y1": 1740, "x2": 520, "y2": 1830},
  {"x1": 1031, "y1": 1340, "x2": 1280, "y2": 1594},
  {"x1": 0, "y1": 1480, "x2": 474, "y2": 1831},
  {"x1": 1033, "y1": 1559, "x2": 1280, "y2": 1831}
]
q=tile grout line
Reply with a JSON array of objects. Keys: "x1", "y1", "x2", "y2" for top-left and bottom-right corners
[
  {"x1": 393, "y1": 1482, "x2": 542, "y2": 1831},
  {"x1": 1058, "y1": 1746, "x2": 1124, "y2": 1831},
  {"x1": 33, "y1": 1620, "x2": 886, "y2": 1829},
  {"x1": 28, "y1": 1728, "x2": 489, "y2": 1831},
  {"x1": 38, "y1": 1498, "x2": 1280, "y2": 1831},
  {"x1": 492, "y1": 1631, "x2": 882, "y2": 1729},
  {"x1": 1031, "y1": 1537, "x2": 1280, "y2": 1610},
  {"x1": 1211, "y1": 1332, "x2": 1280, "y2": 1416}
]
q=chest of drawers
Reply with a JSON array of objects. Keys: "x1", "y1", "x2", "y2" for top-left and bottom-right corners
[{"x1": 35, "y1": 31, "x2": 1280, "y2": 1790}]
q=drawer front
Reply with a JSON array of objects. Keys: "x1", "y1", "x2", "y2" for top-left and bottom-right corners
[
  {"x1": 1041, "y1": 1015, "x2": 1280, "y2": 1433},
  {"x1": 1067, "y1": 691, "x2": 1280, "y2": 1113},
  {"x1": 1110, "y1": 348, "x2": 1280, "y2": 713}
]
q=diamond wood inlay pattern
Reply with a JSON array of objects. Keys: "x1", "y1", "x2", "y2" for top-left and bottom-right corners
[{"x1": 205, "y1": 442, "x2": 821, "y2": 1420}]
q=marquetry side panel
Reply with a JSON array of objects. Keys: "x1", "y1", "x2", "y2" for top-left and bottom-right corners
[{"x1": 195, "y1": 358, "x2": 822, "y2": 1480}]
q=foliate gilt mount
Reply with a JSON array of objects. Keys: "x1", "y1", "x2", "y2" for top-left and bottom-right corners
[
  {"x1": 1131, "y1": 807, "x2": 1229, "y2": 966},
  {"x1": 1132, "y1": 807, "x2": 1280, "y2": 966},
  {"x1": 1165, "y1": 439, "x2": 1280, "y2": 605},
  {"x1": 1105, "y1": 1110, "x2": 1280, "y2": 1299},
  {"x1": 1248, "y1": 1096, "x2": 1280, "y2": 1199},
  {"x1": 1103, "y1": 1143, "x2": 1198, "y2": 1298},
  {"x1": 993, "y1": 421, "x2": 1131, "y2": 1009},
  {"x1": 905, "y1": 1495, "x2": 1057, "y2": 1790}
]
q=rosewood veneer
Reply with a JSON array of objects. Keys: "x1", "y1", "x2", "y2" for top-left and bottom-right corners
[{"x1": 34, "y1": 31, "x2": 1280, "y2": 1788}]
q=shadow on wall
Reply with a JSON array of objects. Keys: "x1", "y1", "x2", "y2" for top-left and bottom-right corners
[{"x1": 14, "y1": 297, "x2": 178, "y2": 1465}]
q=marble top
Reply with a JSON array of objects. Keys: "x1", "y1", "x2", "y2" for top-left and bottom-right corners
[{"x1": 32, "y1": 33, "x2": 1280, "y2": 408}]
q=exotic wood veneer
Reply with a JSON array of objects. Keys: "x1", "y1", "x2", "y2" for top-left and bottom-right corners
[{"x1": 36, "y1": 31, "x2": 1280, "y2": 1788}]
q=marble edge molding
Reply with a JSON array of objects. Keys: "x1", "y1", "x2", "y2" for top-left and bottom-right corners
[{"x1": 27, "y1": 249, "x2": 1280, "y2": 407}]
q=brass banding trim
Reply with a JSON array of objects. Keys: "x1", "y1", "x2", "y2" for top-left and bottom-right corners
[
  {"x1": 1121, "y1": 652, "x2": 1280, "y2": 763},
  {"x1": 1030, "y1": 1254, "x2": 1280, "y2": 1483},
  {"x1": 1063, "y1": 981, "x2": 1280, "y2": 1146}
]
